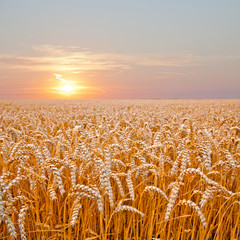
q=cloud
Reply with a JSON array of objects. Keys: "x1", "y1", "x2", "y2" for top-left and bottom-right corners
[
  {"x1": 54, "y1": 73, "x2": 65, "y2": 82},
  {"x1": 1, "y1": 45, "x2": 239, "y2": 75},
  {"x1": 0, "y1": 45, "x2": 130, "y2": 73}
]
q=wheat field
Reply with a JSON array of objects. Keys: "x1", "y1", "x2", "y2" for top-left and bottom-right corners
[{"x1": 0, "y1": 100, "x2": 239, "y2": 239}]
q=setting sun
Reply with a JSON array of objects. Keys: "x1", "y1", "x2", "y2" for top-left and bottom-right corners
[
  {"x1": 52, "y1": 74, "x2": 77, "y2": 95},
  {"x1": 48, "y1": 73, "x2": 101, "y2": 99},
  {"x1": 61, "y1": 83, "x2": 74, "y2": 92}
]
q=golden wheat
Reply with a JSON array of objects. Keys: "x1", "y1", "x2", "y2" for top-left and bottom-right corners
[{"x1": 0, "y1": 100, "x2": 239, "y2": 239}]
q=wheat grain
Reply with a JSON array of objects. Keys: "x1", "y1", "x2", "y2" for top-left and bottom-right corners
[{"x1": 179, "y1": 199, "x2": 207, "y2": 227}]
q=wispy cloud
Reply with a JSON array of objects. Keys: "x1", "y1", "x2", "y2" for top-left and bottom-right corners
[
  {"x1": 54, "y1": 73, "x2": 65, "y2": 82},
  {"x1": 1, "y1": 45, "x2": 239, "y2": 74},
  {"x1": 0, "y1": 45, "x2": 130, "y2": 72}
]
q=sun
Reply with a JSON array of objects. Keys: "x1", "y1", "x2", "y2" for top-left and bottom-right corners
[
  {"x1": 51, "y1": 74, "x2": 88, "y2": 97},
  {"x1": 61, "y1": 83, "x2": 75, "y2": 92}
]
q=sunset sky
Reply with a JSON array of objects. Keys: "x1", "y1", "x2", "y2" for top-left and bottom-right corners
[{"x1": 0, "y1": 1, "x2": 240, "y2": 99}]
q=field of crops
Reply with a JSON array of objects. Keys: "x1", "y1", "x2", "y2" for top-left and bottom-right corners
[{"x1": 0, "y1": 100, "x2": 239, "y2": 239}]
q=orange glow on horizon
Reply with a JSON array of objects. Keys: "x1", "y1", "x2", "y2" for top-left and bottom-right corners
[
  {"x1": 61, "y1": 83, "x2": 75, "y2": 92},
  {"x1": 43, "y1": 73, "x2": 103, "y2": 99},
  {"x1": 51, "y1": 73, "x2": 81, "y2": 96}
]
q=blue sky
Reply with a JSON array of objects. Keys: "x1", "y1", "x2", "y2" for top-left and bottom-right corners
[{"x1": 0, "y1": 0, "x2": 240, "y2": 99}]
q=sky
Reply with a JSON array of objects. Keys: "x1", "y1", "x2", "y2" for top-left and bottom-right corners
[{"x1": 0, "y1": 0, "x2": 240, "y2": 99}]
